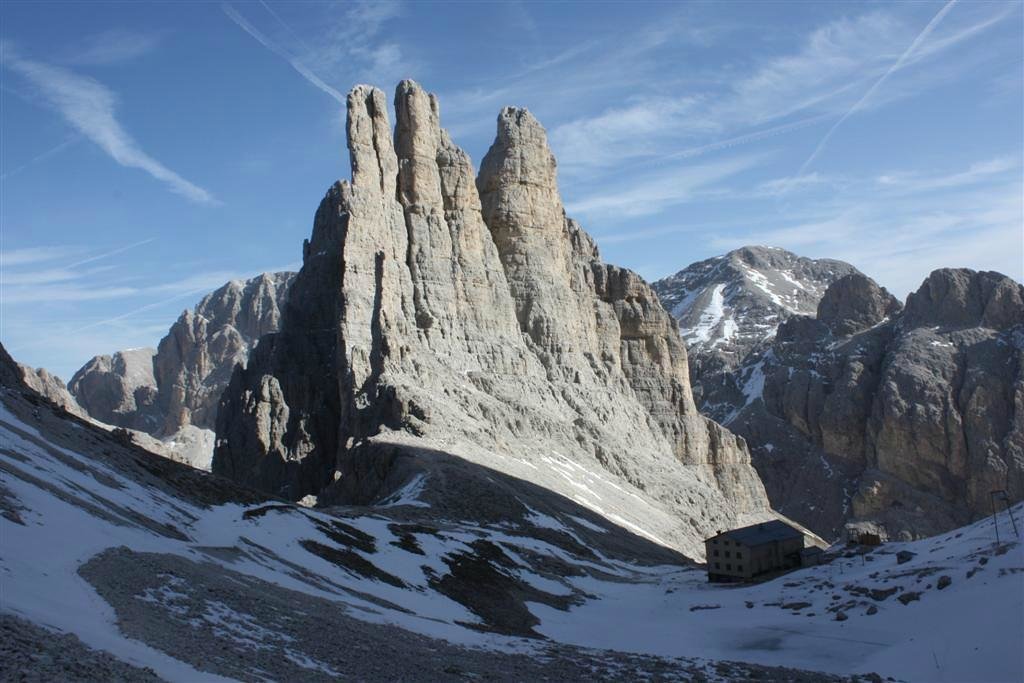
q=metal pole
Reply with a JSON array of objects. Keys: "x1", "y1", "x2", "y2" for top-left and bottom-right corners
[
  {"x1": 992, "y1": 491, "x2": 1001, "y2": 546},
  {"x1": 1000, "y1": 491, "x2": 1020, "y2": 538}
]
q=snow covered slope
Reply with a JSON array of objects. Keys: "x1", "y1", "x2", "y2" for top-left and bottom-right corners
[
  {"x1": 2, "y1": 360, "x2": 1021, "y2": 681},
  {"x1": 535, "y1": 506, "x2": 1024, "y2": 683},
  {"x1": 652, "y1": 246, "x2": 858, "y2": 421}
]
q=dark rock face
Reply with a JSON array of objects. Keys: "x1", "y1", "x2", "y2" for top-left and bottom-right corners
[
  {"x1": 726, "y1": 268, "x2": 1024, "y2": 541},
  {"x1": 214, "y1": 81, "x2": 771, "y2": 558},
  {"x1": 68, "y1": 348, "x2": 161, "y2": 431},
  {"x1": 68, "y1": 273, "x2": 294, "y2": 438},
  {"x1": 214, "y1": 192, "x2": 346, "y2": 498},
  {"x1": 0, "y1": 342, "x2": 28, "y2": 391},
  {"x1": 817, "y1": 273, "x2": 902, "y2": 337},
  {"x1": 652, "y1": 247, "x2": 859, "y2": 422},
  {"x1": 903, "y1": 268, "x2": 1024, "y2": 330}
]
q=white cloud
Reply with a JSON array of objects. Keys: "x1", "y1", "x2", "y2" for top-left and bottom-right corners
[
  {"x1": 69, "y1": 29, "x2": 161, "y2": 65},
  {"x1": 307, "y1": 0, "x2": 412, "y2": 86},
  {"x1": 0, "y1": 246, "x2": 82, "y2": 267},
  {"x1": 542, "y1": 3, "x2": 1012, "y2": 190},
  {"x1": 708, "y1": 171, "x2": 1023, "y2": 298},
  {"x1": 565, "y1": 153, "x2": 766, "y2": 218},
  {"x1": 753, "y1": 172, "x2": 832, "y2": 198},
  {"x1": 2, "y1": 283, "x2": 139, "y2": 304},
  {"x1": 0, "y1": 265, "x2": 112, "y2": 287},
  {"x1": 876, "y1": 157, "x2": 1018, "y2": 194},
  {"x1": 796, "y1": 0, "x2": 959, "y2": 175},
  {"x1": 0, "y1": 238, "x2": 214, "y2": 304},
  {"x1": 2, "y1": 50, "x2": 217, "y2": 204},
  {"x1": 551, "y1": 96, "x2": 714, "y2": 172}
]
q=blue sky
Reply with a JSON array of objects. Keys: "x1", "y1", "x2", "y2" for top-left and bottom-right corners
[{"x1": 2, "y1": 0, "x2": 1021, "y2": 380}]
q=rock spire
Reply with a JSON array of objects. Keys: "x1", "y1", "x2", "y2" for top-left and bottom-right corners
[{"x1": 213, "y1": 81, "x2": 772, "y2": 558}]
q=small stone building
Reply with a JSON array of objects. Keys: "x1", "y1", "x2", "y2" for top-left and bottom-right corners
[{"x1": 705, "y1": 520, "x2": 804, "y2": 582}]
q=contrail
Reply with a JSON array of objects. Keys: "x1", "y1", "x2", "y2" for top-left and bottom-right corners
[
  {"x1": 665, "y1": 113, "x2": 834, "y2": 162},
  {"x1": 796, "y1": 0, "x2": 959, "y2": 176},
  {"x1": 66, "y1": 237, "x2": 156, "y2": 269},
  {"x1": 70, "y1": 284, "x2": 214, "y2": 333},
  {"x1": 596, "y1": 112, "x2": 833, "y2": 183},
  {"x1": 222, "y1": 3, "x2": 345, "y2": 104},
  {"x1": 0, "y1": 136, "x2": 80, "y2": 180},
  {"x1": 259, "y1": 0, "x2": 313, "y2": 53}
]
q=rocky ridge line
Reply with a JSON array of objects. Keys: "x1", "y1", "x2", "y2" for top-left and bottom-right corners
[
  {"x1": 727, "y1": 268, "x2": 1024, "y2": 540},
  {"x1": 66, "y1": 272, "x2": 294, "y2": 467},
  {"x1": 214, "y1": 80, "x2": 773, "y2": 558},
  {"x1": 652, "y1": 246, "x2": 859, "y2": 422}
]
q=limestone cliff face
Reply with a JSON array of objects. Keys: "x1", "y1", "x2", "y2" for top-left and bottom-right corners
[
  {"x1": 154, "y1": 272, "x2": 294, "y2": 435},
  {"x1": 68, "y1": 273, "x2": 295, "y2": 441},
  {"x1": 730, "y1": 268, "x2": 1024, "y2": 540},
  {"x1": 68, "y1": 348, "x2": 160, "y2": 431},
  {"x1": 214, "y1": 81, "x2": 771, "y2": 558},
  {"x1": 17, "y1": 364, "x2": 86, "y2": 418},
  {"x1": 858, "y1": 270, "x2": 1024, "y2": 534}
]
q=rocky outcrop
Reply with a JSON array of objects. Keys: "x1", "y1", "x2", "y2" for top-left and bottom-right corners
[
  {"x1": 68, "y1": 348, "x2": 160, "y2": 431},
  {"x1": 214, "y1": 81, "x2": 772, "y2": 558},
  {"x1": 817, "y1": 273, "x2": 901, "y2": 337},
  {"x1": 903, "y1": 268, "x2": 1023, "y2": 330},
  {"x1": 1, "y1": 342, "x2": 29, "y2": 392},
  {"x1": 154, "y1": 272, "x2": 294, "y2": 435},
  {"x1": 67, "y1": 273, "x2": 295, "y2": 463},
  {"x1": 16, "y1": 364, "x2": 86, "y2": 418},
  {"x1": 652, "y1": 247, "x2": 858, "y2": 422},
  {"x1": 726, "y1": 268, "x2": 1024, "y2": 540}
]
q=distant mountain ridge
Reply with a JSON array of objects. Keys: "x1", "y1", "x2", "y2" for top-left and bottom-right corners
[
  {"x1": 658, "y1": 248, "x2": 1024, "y2": 541},
  {"x1": 652, "y1": 246, "x2": 859, "y2": 421},
  {"x1": 66, "y1": 271, "x2": 295, "y2": 468}
]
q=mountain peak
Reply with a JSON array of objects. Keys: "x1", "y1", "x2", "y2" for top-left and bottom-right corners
[
  {"x1": 652, "y1": 249, "x2": 861, "y2": 417},
  {"x1": 817, "y1": 272, "x2": 902, "y2": 336},
  {"x1": 213, "y1": 81, "x2": 772, "y2": 558},
  {"x1": 903, "y1": 268, "x2": 1024, "y2": 330}
]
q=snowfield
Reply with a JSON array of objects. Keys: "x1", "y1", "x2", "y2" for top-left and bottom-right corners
[
  {"x1": 1, "y1": 391, "x2": 1021, "y2": 682},
  {"x1": 533, "y1": 516, "x2": 1024, "y2": 682}
]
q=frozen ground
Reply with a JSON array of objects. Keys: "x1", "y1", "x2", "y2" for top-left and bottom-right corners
[{"x1": 1, "y1": 386, "x2": 1021, "y2": 682}]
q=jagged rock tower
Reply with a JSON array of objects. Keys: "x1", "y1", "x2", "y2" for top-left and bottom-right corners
[{"x1": 214, "y1": 81, "x2": 771, "y2": 557}]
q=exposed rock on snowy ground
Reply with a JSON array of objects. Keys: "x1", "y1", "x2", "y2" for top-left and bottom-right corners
[
  {"x1": 0, "y1": 613, "x2": 162, "y2": 682},
  {"x1": 2, "y1": 344, "x2": 1020, "y2": 682},
  {"x1": 214, "y1": 81, "x2": 772, "y2": 559}
]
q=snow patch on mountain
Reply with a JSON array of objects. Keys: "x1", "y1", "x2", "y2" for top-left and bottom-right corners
[
  {"x1": 3, "y1": 382, "x2": 1022, "y2": 682},
  {"x1": 690, "y1": 284, "x2": 727, "y2": 343},
  {"x1": 653, "y1": 246, "x2": 859, "y2": 423}
]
